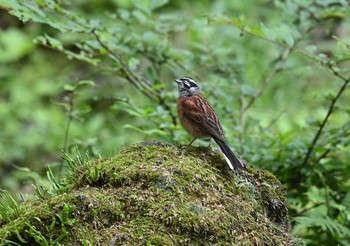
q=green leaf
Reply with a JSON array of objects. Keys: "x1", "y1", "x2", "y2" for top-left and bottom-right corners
[
  {"x1": 122, "y1": 107, "x2": 143, "y2": 117},
  {"x1": 305, "y1": 45, "x2": 317, "y2": 56},
  {"x1": 261, "y1": 23, "x2": 277, "y2": 41},
  {"x1": 246, "y1": 25, "x2": 264, "y2": 38},
  {"x1": 123, "y1": 124, "x2": 166, "y2": 135},
  {"x1": 117, "y1": 8, "x2": 130, "y2": 20},
  {"x1": 152, "y1": 83, "x2": 165, "y2": 91},
  {"x1": 0, "y1": 28, "x2": 35, "y2": 63},
  {"x1": 279, "y1": 26, "x2": 294, "y2": 47},
  {"x1": 293, "y1": 212, "x2": 350, "y2": 237},
  {"x1": 63, "y1": 84, "x2": 76, "y2": 92},
  {"x1": 150, "y1": 0, "x2": 168, "y2": 10},
  {"x1": 1, "y1": 1, "x2": 87, "y2": 32},
  {"x1": 132, "y1": 9, "x2": 148, "y2": 24},
  {"x1": 324, "y1": 93, "x2": 335, "y2": 100},
  {"x1": 241, "y1": 85, "x2": 256, "y2": 97},
  {"x1": 128, "y1": 57, "x2": 140, "y2": 71},
  {"x1": 43, "y1": 34, "x2": 63, "y2": 50},
  {"x1": 78, "y1": 80, "x2": 95, "y2": 87}
]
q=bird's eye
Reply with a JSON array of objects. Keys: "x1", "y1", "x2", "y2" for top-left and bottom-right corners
[{"x1": 189, "y1": 82, "x2": 197, "y2": 88}]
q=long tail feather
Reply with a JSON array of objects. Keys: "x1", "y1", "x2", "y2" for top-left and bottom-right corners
[{"x1": 214, "y1": 138, "x2": 244, "y2": 170}]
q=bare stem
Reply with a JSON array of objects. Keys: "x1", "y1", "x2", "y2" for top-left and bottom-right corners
[
  {"x1": 264, "y1": 108, "x2": 287, "y2": 130},
  {"x1": 295, "y1": 202, "x2": 323, "y2": 216},
  {"x1": 61, "y1": 93, "x2": 74, "y2": 172},
  {"x1": 243, "y1": 47, "x2": 291, "y2": 112},
  {"x1": 238, "y1": 95, "x2": 244, "y2": 154}
]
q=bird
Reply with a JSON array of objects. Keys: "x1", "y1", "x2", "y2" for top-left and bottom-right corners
[{"x1": 175, "y1": 77, "x2": 244, "y2": 170}]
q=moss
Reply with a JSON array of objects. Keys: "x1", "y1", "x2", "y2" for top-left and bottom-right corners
[{"x1": 0, "y1": 142, "x2": 304, "y2": 245}]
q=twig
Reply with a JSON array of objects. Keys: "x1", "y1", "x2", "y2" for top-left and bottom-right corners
[
  {"x1": 223, "y1": 20, "x2": 350, "y2": 166},
  {"x1": 237, "y1": 47, "x2": 290, "y2": 152},
  {"x1": 92, "y1": 30, "x2": 178, "y2": 126},
  {"x1": 295, "y1": 202, "x2": 323, "y2": 216},
  {"x1": 238, "y1": 95, "x2": 244, "y2": 154},
  {"x1": 173, "y1": 61, "x2": 202, "y2": 81},
  {"x1": 225, "y1": 19, "x2": 312, "y2": 59},
  {"x1": 60, "y1": 92, "x2": 74, "y2": 172},
  {"x1": 302, "y1": 68, "x2": 350, "y2": 166},
  {"x1": 314, "y1": 128, "x2": 350, "y2": 164},
  {"x1": 264, "y1": 108, "x2": 287, "y2": 130},
  {"x1": 91, "y1": 30, "x2": 156, "y2": 100},
  {"x1": 243, "y1": 47, "x2": 291, "y2": 112},
  {"x1": 63, "y1": 95, "x2": 74, "y2": 153}
]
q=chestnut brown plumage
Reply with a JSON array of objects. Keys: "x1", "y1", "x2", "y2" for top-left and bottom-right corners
[{"x1": 176, "y1": 77, "x2": 244, "y2": 170}]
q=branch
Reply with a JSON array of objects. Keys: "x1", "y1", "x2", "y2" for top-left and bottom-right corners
[
  {"x1": 92, "y1": 30, "x2": 178, "y2": 126},
  {"x1": 294, "y1": 202, "x2": 323, "y2": 216},
  {"x1": 264, "y1": 108, "x2": 287, "y2": 130},
  {"x1": 243, "y1": 47, "x2": 291, "y2": 112},
  {"x1": 302, "y1": 68, "x2": 350, "y2": 166},
  {"x1": 225, "y1": 19, "x2": 309, "y2": 57},
  {"x1": 218, "y1": 18, "x2": 350, "y2": 167},
  {"x1": 63, "y1": 94, "x2": 74, "y2": 153},
  {"x1": 91, "y1": 30, "x2": 156, "y2": 100},
  {"x1": 238, "y1": 95, "x2": 244, "y2": 154},
  {"x1": 314, "y1": 127, "x2": 350, "y2": 164},
  {"x1": 173, "y1": 61, "x2": 203, "y2": 81},
  {"x1": 60, "y1": 91, "x2": 75, "y2": 172}
]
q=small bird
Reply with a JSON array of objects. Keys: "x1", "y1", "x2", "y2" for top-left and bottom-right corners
[{"x1": 175, "y1": 77, "x2": 244, "y2": 170}]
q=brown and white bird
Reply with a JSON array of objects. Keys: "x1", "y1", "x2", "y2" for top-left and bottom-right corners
[{"x1": 176, "y1": 77, "x2": 244, "y2": 170}]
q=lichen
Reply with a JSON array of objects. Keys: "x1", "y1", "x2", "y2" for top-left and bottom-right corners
[{"x1": 0, "y1": 142, "x2": 304, "y2": 245}]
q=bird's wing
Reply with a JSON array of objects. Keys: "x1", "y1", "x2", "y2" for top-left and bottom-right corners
[{"x1": 181, "y1": 94, "x2": 225, "y2": 141}]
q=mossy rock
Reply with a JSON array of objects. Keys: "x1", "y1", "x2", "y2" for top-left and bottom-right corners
[{"x1": 0, "y1": 142, "x2": 304, "y2": 245}]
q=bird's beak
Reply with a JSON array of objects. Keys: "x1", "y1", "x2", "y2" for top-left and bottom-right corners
[{"x1": 175, "y1": 79, "x2": 181, "y2": 84}]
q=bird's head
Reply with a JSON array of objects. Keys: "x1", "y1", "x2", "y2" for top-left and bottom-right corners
[{"x1": 175, "y1": 77, "x2": 201, "y2": 97}]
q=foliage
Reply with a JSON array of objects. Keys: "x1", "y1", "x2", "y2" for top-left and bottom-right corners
[
  {"x1": 0, "y1": 0, "x2": 350, "y2": 245},
  {"x1": 0, "y1": 190, "x2": 22, "y2": 223}
]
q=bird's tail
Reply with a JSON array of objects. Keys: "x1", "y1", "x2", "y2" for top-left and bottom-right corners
[{"x1": 214, "y1": 138, "x2": 244, "y2": 170}]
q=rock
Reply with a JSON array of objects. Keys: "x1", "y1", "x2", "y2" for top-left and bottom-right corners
[{"x1": 0, "y1": 143, "x2": 304, "y2": 245}]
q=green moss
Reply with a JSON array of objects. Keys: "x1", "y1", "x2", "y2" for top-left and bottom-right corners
[{"x1": 0, "y1": 142, "x2": 304, "y2": 245}]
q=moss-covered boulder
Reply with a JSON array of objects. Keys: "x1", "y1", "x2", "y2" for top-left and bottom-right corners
[{"x1": 0, "y1": 142, "x2": 303, "y2": 245}]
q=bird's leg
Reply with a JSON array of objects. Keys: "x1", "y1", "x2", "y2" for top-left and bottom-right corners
[
  {"x1": 188, "y1": 138, "x2": 197, "y2": 146},
  {"x1": 208, "y1": 138, "x2": 212, "y2": 148}
]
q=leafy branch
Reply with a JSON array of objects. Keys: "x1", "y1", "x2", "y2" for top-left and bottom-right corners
[
  {"x1": 294, "y1": 202, "x2": 323, "y2": 217},
  {"x1": 91, "y1": 30, "x2": 178, "y2": 127},
  {"x1": 91, "y1": 30, "x2": 156, "y2": 100},
  {"x1": 222, "y1": 18, "x2": 331, "y2": 67},
  {"x1": 315, "y1": 128, "x2": 350, "y2": 164},
  {"x1": 302, "y1": 68, "x2": 350, "y2": 166},
  {"x1": 2, "y1": 1, "x2": 179, "y2": 134},
  {"x1": 218, "y1": 17, "x2": 350, "y2": 166}
]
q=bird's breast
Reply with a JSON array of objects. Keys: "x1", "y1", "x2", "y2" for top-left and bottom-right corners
[{"x1": 177, "y1": 96, "x2": 209, "y2": 138}]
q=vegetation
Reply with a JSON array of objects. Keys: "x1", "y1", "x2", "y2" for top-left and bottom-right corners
[
  {"x1": 0, "y1": 0, "x2": 349, "y2": 245},
  {"x1": 0, "y1": 143, "x2": 304, "y2": 245}
]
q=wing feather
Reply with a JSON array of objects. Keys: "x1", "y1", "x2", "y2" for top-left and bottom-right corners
[{"x1": 181, "y1": 94, "x2": 225, "y2": 141}]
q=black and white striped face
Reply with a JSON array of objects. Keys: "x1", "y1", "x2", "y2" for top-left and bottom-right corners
[{"x1": 175, "y1": 77, "x2": 201, "y2": 97}]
